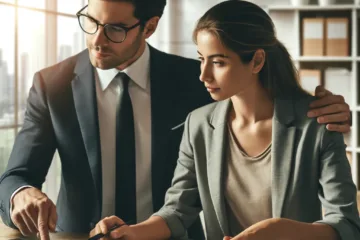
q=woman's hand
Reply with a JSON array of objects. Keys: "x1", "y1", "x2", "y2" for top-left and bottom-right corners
[
  {"x1": 89, "y1": 215, "x2": 137, "y2": 240},
  {"x1": 229, "y1": 218, "x2": 283, "y2": 240}
]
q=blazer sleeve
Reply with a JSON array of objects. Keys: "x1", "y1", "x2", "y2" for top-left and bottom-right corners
[
  {"x1": 0, "y1": 71, "x2": 56, "y2": 228},
  {"x1": 315, "y1": 128, "x2": 360, "y2": 240},
  {"x1": 153, "y1": 112, "x2": 202, "y2": 239}
]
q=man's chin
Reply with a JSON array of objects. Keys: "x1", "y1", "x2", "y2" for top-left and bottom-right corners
[{"x1": 90, "y1": 57, "x2": 118, "y2": 70}]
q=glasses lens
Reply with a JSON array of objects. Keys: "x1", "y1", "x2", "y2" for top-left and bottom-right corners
[
  {"x1": 105, "y1": 25, "x2": 126, "y2": 43},
  {"x1": 79, "y1": 15, "x2": 97, "y2": 34}
]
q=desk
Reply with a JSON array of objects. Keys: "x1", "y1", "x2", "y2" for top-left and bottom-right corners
[{"x1": 0, "y1": 219, "x2": 88, "y2": 240}]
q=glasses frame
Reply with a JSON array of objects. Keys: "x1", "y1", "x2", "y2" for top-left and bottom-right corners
[{"x1": 76, "y1": 5, "x2": 142, "y2": 43}]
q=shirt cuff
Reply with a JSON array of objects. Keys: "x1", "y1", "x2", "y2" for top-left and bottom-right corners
[{"x1": 10, "y1": 185, "x2": 34, "y2": 214}]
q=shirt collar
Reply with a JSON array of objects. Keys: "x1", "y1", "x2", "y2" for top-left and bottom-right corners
[{"x1": 96, "y1": 44, "x2": 150, "y2": 91}]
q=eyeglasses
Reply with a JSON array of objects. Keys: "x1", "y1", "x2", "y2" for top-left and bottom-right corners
[{"x1": 76, "y1": 5, "x2": 142, "y2": 43}]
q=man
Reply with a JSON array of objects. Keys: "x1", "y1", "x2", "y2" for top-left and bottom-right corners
[{"x1": 0, "y1": 1, "x2": 351, "y2": 240}]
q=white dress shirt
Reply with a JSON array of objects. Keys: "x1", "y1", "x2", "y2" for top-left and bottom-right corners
[{"x1": 95, "y1": 44, "x2": 152, "y2": 222}]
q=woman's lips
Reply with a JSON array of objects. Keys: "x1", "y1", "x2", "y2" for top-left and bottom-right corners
[{"x1": 205, "y1": 86, "x2": 220, "y2": 93}]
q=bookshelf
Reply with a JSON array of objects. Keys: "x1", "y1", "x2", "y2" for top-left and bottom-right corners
[{"x1": 264, "y1": 0, "x2": 359, "y2": 194}]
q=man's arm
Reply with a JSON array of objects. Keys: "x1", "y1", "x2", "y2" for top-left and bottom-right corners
[
  {"x1": 308, "y1": 86, "x2": 351, "y2": 133},
  {"x1": 0, "y1": 71, "x2": 57, "y2": 239}
]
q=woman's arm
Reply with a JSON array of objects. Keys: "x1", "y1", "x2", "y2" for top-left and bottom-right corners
[
  {"x1": 227, "y1": 218, "x2": 339, "y2": 240},
  {"x1": 315, "y1": 128, "x2": 360, "y2": 240},
  {"x1": 152, "y1": 112, "x2": 202, "y2": 238}
]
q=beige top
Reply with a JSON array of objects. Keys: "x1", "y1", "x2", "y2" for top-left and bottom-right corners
[{"x1": 224, "y1": 126, "x2": 272, "y2": 235}]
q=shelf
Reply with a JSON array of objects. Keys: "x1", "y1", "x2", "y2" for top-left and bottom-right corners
[
  {"x1": 268, "y1": 4, "x2": 358, "y2": 11},
  {"x1": 296, "y1": 56, "x2": 354, "y2": 62}
]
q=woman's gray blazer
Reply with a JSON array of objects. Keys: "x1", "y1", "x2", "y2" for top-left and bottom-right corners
[{"x1": 154, "y1": 96, "x2": 360, "y2": 240}]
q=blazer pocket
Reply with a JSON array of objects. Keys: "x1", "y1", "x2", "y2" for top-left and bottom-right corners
[{"x1": 171, "y1": 122, "x2": 185, "y2": 131}]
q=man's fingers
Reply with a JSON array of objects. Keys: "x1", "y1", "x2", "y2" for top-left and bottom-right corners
[
  {"x1": 315, "y1": 85, "x2": 333, "y2": 98},
  {"x1": 317, "y1": 112, "x2": 350, "y2": 124},
  {"x1": 20, "y1": 211, "x2": 38, "y2": 234},
  {"x1": 12, "y1": 212, "x2": 32, "y2": 236},
  {"x1": 37, "y1": 201, "x2": 50, "y2": 240},
  {"x1": 25, "y1": 204, "x2": 39, "y2": 232},
  {"x1": 326, "y1": 123, "x2": 351, "y2": 133},
  {"x1": 309, "y1": 94, "x2": 345, "y2": 109},
  {"x1": 308, "y1": 103, "x2": 349, "y2": 118},
  {"x1": 48, "y1": 203, "x2": 57, "y2": 232}
]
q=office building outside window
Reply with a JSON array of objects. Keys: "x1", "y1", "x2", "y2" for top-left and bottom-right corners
[{"x1": 0, "y1": 0, "x2": 85, "y2": 202}]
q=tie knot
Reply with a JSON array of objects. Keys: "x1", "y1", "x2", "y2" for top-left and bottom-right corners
[{"x1": 117, "y1": 72, "x2": 130, "y2": 89}]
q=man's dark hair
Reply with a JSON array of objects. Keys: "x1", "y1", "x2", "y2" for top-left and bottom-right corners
[
  {"x1": 130, "y1": 0, "x2": 167, "y2": 22},
  {"x1": 99, "y1": 0, "x2": 167, "y2": 23}
]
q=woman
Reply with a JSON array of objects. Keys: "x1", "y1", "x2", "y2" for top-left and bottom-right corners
[{"x1": 90, "y1": 1, "x2": 360, "y2": 239}]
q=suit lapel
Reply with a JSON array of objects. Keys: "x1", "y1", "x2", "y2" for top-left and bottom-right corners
[
  {"x1": 207, "y1": 100, "x2": 231, "y2": 235},
  {"x1": 271, "y1": 98, "x2": 296, "y2": 218},
  {"x1": 71, "y1": 51, "x2": 102, "y2": 209}
]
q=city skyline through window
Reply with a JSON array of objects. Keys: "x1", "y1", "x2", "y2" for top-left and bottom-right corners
[{"x1": 0, "y1": 0, "x2": 86, "y2": 202}]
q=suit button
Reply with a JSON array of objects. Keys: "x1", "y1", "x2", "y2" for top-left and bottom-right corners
[{"x1": 89, "y1": 222, "x2": 95, "y2": 229}]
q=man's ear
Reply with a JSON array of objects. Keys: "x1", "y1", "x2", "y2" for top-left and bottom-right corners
[
  {"x1": 252, "y1": 49, "x2": 266, "y2": 74},
  {"x1": 143, "y1": 16, "x2": 160, "y2": 39}
]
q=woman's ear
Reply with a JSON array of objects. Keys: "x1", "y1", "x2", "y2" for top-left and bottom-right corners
[
  {"x1": 252, "y1": 49, "x2": 266, "y2": 74},
  {"x1": 143, "y1": 16, "x2": 160, "y2": 39}
]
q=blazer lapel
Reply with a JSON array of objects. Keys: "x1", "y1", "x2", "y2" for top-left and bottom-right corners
[
  {"x1": 207, "y1": 100, "x2": 231, "y2": 235},
  {"x1": 271, "y1": 98, "x2": 296, "y2": 218},
  {"x1": 71, "y1": 51, "x2": 102, "y2": 208}
]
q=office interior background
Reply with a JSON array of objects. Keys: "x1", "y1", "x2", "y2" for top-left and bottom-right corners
[{"x1": 0, "y1": 0, "x2": 359, "y2": 209}]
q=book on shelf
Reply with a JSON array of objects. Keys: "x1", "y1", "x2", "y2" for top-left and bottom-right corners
[
  {"x1": 302, "y1": 18, "x2": 325, "y2": 56},
  {"x1": 325, "y1": 18, "x2": 349, "y2": 56}
]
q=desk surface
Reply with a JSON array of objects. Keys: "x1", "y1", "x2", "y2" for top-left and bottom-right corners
[
  {"x1": 0, "y1": 219, "x2": 88, "y2": 240},
  {"x1": 1, "y1": 192, "x2": 360, "y2": 239}
]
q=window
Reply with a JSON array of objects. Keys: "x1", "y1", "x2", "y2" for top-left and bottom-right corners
[
  {"x1": 0, "y1": 0, "x2": 86, "y2": 202},
  {"x1": 0, "y1": 4, "x2": 15, "y2": 174}
]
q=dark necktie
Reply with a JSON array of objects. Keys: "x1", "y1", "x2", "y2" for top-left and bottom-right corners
[{"x1": 115, "y1": 72, "x2": 136, "y2": 223}]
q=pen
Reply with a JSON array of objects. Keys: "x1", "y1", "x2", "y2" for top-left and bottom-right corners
[{"x1": 88, "y1": 223, "x2": 126, "y2": 240}]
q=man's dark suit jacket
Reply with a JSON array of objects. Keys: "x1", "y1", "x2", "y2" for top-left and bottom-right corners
[{"x1": 0, "y1": 45, "x2": 212, "y2": 238}]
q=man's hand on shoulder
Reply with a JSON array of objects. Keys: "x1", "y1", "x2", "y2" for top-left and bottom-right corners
[{"x1": 308, "y1": 85, "x2": 351, "y2": 133}]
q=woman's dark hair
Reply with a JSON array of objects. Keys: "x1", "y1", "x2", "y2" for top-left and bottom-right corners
[{"x1": 193, "y1": 0, "x2": 307, "y2": 99}]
